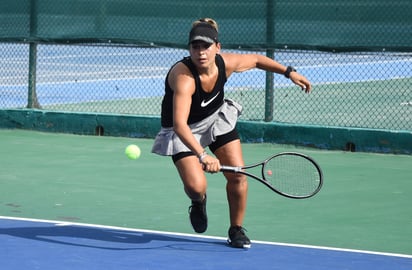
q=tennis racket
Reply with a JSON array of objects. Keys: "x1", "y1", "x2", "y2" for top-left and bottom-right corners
[{"x1": 220, "y1": 152, "x2": 323, "y2": 199}]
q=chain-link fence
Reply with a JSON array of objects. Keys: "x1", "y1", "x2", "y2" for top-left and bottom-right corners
[{"x1": 1, "y1": 1, "x2": 411, "y2": 131}]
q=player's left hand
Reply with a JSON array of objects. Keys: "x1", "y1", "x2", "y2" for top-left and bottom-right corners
[{"x1": 290, "y1": 72, "x2": 312, "y2": 93}]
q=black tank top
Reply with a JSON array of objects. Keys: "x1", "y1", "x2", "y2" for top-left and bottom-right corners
[{"x1": 161, "y1": 54, "x2": 227, "y2": 127}]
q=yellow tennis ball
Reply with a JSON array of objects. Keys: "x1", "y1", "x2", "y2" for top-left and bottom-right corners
[{"x1": 125, "y1": 144, "x2": 141, "y2": 160}]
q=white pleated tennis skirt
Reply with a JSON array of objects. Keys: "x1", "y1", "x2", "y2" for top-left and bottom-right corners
[{"x1": 151, "y1": 99, "x2": 242, "y2": 156}]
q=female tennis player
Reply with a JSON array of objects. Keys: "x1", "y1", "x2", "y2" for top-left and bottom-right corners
[{"x1": 152, "y1": 18, "x2": 312, "y2": 248}]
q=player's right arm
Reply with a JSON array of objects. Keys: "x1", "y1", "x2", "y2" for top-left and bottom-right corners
[
  {"x1": 169, "y1": 63, "x2": 220, "y2": 171},
  {"x1": 168, "y1": 65, "x2": 207, "y2": 156},
  {"x1": 168, "y1": 63, "x2": 201, "y2": 155}
]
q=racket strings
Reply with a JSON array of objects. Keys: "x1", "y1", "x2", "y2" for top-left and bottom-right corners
[{"x1": 264, "y1": 155, "x2": 321, "y2": 197}]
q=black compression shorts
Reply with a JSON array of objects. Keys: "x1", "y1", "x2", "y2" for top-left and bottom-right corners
[{"x1": 172, "y1": 128, "x2": 239, "y2": 163}]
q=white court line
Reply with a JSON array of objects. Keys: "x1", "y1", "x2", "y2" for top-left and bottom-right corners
[
  {"x1": 1, "y1": 215, "x2": 411, "y2": 259},
  {"x1": 297, "y1": 58, "x2": 412, "y2": 69},
  {"x1": 0, "y1": 69, "x2": 166, "y2": 87},
  {"x1": 36, "y1": 50, "x2": 181, "y2": 60}
]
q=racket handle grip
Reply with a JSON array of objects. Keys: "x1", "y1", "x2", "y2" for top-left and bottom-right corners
[{"x1": 220, "y1": 165, "x2": 242, "y2": 173}]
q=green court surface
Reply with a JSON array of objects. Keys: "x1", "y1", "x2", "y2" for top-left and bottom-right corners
[{"x1": 0, "y1": 129, "x2": 411, "y2": 255}]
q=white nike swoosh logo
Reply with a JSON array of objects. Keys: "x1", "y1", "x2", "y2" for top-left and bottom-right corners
[{"x1": 200, "y1": 92, "x2": 220, "y2": 107}]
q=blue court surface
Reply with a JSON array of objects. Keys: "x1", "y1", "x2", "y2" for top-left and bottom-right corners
[
  {"x1": 2, "y1": 45, "x2": 411, "y2": 108},
  {"x1": 1, "y1": 216, "x2": 411, "y2": 270}
]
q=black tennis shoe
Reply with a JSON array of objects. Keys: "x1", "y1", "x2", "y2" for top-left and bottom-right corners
[
  {"x1": 227, "y1": 226, "x2": 251, "y2": 248},
  {"x1": 188, "y1": 194, "x2": 207, "y2": 233}
]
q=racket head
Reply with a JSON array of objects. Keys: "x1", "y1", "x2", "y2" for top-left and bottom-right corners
[{"x1": 261, "y1": 152, "x2": 323, "y2": 199}]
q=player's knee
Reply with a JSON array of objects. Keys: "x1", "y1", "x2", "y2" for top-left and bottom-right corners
[
  {"x1": 184, "y1": 181, "x2": 207, "y2": 199},
  {"x1": 226, "y1": 173, "x2": 247, "y2": 185}
]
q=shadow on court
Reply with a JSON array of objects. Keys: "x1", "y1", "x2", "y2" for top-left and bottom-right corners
[{"x1": 0, "y1": 224, "x2": 231, "y2": 252}]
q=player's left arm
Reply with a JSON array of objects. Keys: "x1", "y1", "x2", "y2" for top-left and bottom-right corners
[{"x1": 221, "y1": 53, "x2": 311, "y2": 92}]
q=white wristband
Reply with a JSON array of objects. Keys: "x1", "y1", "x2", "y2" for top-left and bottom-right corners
[{"x1": 198, "y1": 151, "x2": 207, "y2": 163}]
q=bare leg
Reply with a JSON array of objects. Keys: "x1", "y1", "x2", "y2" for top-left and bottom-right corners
[
  {"x1": 175, "y1": 155, "x2": 208, "y2": 233},
  {"x1": 214, "y1": 139, "x2": 248, "y2": 227},
  {"x1": 175, "y1": 155, "x2": 207, "y2": 201}
]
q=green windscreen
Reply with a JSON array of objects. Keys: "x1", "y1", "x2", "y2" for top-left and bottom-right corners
[{"x1": 1, "y1": 0, "x2": 411, "y2": 51}]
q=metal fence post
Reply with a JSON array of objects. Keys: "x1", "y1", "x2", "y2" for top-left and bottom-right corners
[
  {"x1": 265, "y1": 0, "x2": 275, "y2": 122},
  {"x1": 27, "y1": 0, "x2": 41, "y2": 109}
]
